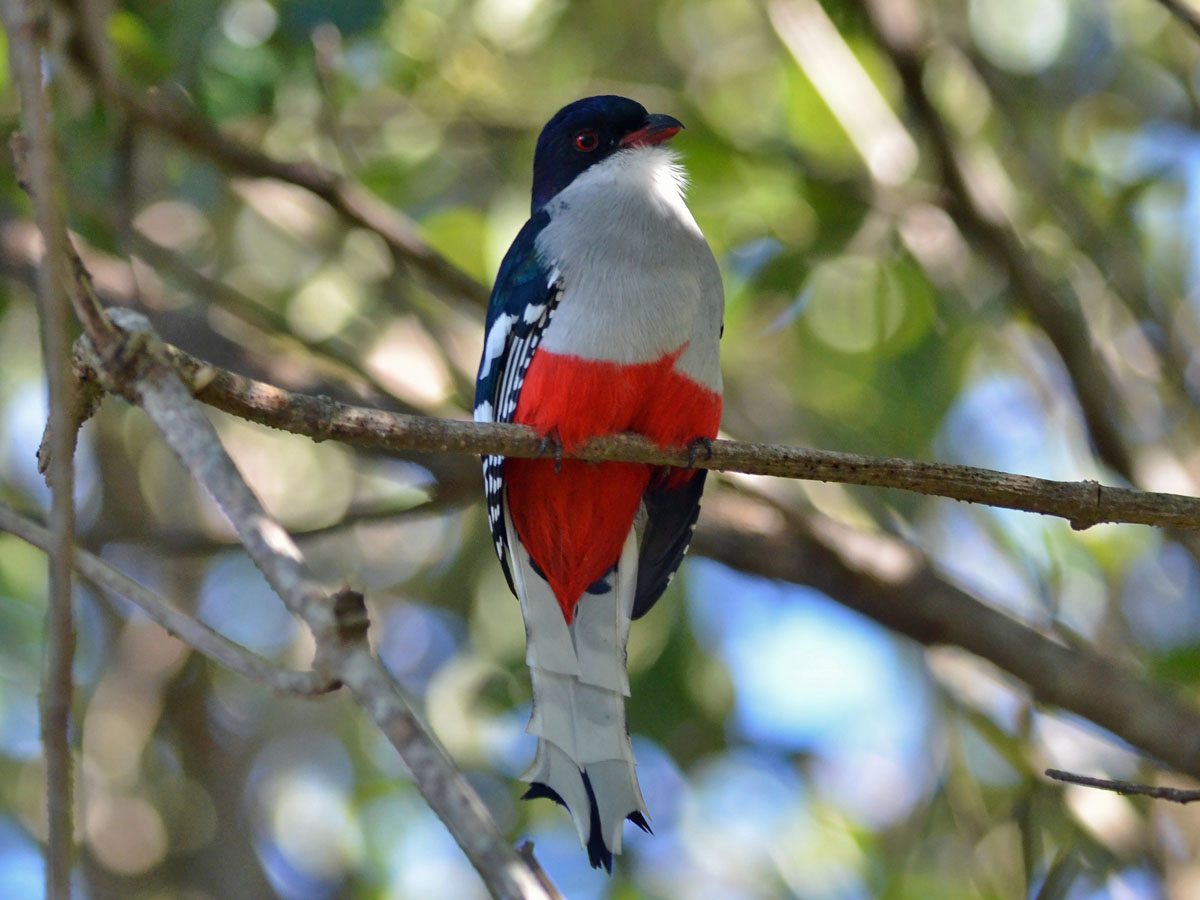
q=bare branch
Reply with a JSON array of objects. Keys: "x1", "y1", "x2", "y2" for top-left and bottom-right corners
[
  {"x1": 860, "y1": 0, "x2": 1137, "y2": 481},
  {"x1": 1045, "y1": 768, "x2": 1200, "y2": 803},
  {"x1": 1, "y1": 0, "x2": 86, "y2": 892},
  {"x1": 0, "y1": 505, "x2": 336, "y2": 696},
  {"x1": 5, "y1": 32, "x2": 553, "y2": 880},
  {"x1": 107, "y1": 82, "x2": 487, "y2": 306},
  {"x1": 70, "y1": 307, "x2": 551, "y2": 898},
  {"x1": 32, "y1": 234, "x2": 76, "y2": 900},
  {"x1": 69, "y1": 336, "x2": 1200, "y2": 532}
]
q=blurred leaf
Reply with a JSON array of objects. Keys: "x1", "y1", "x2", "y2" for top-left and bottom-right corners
[
  {"x1": 110, "y1": 10, "x2": 172, "y2": 83},
  {"x1": 279, "y1": 0, "x2": 388, "y2": 42}
]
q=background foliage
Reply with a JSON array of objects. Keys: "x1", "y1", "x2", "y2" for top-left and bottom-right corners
[{"x1": 3, "y1": 0, "x2": 1200, "y2": 897}]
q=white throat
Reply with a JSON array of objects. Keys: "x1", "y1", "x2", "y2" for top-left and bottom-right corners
[
  {"x1": 531, "y1": 145, "x2": 724, "y2": 390},
  {"x1": 543, "y1": 146, "x2": 700, "y2": 239}
]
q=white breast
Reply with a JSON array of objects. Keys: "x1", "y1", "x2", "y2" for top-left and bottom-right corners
[{"x1": 534, "y1": 147, "x2": 724, "y2": 393}]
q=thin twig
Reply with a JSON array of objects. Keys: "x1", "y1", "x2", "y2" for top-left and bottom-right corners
[
  {"x1": 1, "y1": 1, "x2": 83, "y2": 893},
  {"x1": 73, "y1": 336, "x2": 1200, "y2": 532},
  {"x1": 1045, "y1": 768, "x2": 1200, "y2": 803},
  {"x1": 0, "y1": 505, "x2": 336, "y2": 696},
  {"x1": 0, "y1": 6, "x2": 117, "y2": 356}
]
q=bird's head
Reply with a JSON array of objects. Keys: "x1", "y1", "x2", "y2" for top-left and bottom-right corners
[{"x1": 531, "y1": 95, "x2": 684, "y2": 212}]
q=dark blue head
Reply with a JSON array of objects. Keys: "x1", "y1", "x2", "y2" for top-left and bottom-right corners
[{"x1": 531, "y1": 95, "x2": 684, "y2": 213}]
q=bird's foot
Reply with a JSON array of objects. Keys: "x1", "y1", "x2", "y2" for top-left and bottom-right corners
[
  {"x1": 686, "y1": 436, "x2": 714, "y2": 470},
  {"x1": 537, "y1": 429, "x2": 564, "y2": 474}
]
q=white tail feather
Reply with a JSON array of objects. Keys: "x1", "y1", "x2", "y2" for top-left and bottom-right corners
[{"x1": 505, "y1": 504, "x2": 647, "y2": 865}]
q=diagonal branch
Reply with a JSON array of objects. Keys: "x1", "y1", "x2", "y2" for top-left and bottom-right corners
[
  {"x1": 9, "y1": 8, "x2": 553, "y2": 894},
  {"x1": 859, "y1": 0, "x2": 1137, "y2": 481},
  {"x1": 106, "y1": 82, "x2": 488, "y2": 307},
  {"x1": 0, "y1": 505, "x2": 336, "y2": 696},
  {"x1": 68, "y1": 337, "x2": 1200, "y2": 532},
  {"x1": 125, "y1": 231, "x2": 419, "y2": 410},
  {"x1": 71, "y1": 308, "x2": 552, "y2": 899}
]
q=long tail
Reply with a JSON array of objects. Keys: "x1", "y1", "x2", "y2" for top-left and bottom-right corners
[{"x1": 504, "y1": 505, "x2": 649, "y2": 871}]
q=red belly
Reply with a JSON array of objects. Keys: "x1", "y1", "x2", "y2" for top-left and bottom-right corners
[{"x1": 506, "y1": 347, "x2": 721, "y2": 622}]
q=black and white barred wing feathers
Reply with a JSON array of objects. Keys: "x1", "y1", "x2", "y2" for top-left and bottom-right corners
[{"x1": 473, "y1": 210, "x2": 562, "y2": 590}]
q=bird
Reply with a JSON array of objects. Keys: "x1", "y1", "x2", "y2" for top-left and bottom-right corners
[{"x1": 473, "y1": 95, "x2": 724, "y2": 871}]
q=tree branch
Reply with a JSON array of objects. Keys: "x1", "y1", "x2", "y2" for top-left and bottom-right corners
[
  {"x1": 70, "y1": 306, "x2": 551, "y2": 898},
  {"x1": 66, "y1": 335, "x2": 1200, "y2": 531},
  {"x1": 1045, "y1": 768, "x2": 1200, "y2": 803},
  {"x1": 1, "y1": 1, "x2": 88, "y2": 892},
  {"x1": 860, "y1": 0, "x2": 1138, "y2": 482},
  {"x1": 7, "y1": 16, "x2": 554, "y2": 882},
  {"x1": 0, "y1": 505, "x2": 336, "y2": 696},
  {"x1": 105, "y1": 81, "x2": 488, "y2": 307}
]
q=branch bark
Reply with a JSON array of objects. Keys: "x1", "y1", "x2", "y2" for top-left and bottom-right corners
[
  {"x1": 68, "y1": 336, "x2": 1200, "y2": 531},
  {"x1": 1046, "y1": 768, "x2": 1200, "y2": 803},
  {"x1": 70, "y1": 309, "x2": 553, "y2": 899},
  {"x1": 2, "y1": 1, "x2": 88, "y2": 892},
  {"x1": 4, "y1": 2, "x2": 554, "y2": 891}
]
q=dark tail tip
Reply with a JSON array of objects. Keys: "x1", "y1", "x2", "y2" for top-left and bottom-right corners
[
  {"x1": 627, "y1": 810, "x2": 652, "y2": 834},
  {"x1": 581, "y1": 771, "x2": 614, "y2": 872},
  {"x1": 525, "y1": 779, "x2": 613, "y2": 871},
  {"x1": 522, "y1": 782, "x2": 567, "y2": 809},
  {"x1": 587, "y1": 836, "x2": 614, "y2": 873},
  {"x1": 525, "y1": 774, "x2": 647, "y2": 872}
]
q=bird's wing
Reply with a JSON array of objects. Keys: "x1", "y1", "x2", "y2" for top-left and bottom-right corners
[
  {"x1": 474, "y1": 210, "x2": 562, "y2": 593},
  {"x1": 632, "y1": 469, "x2": 709, "y2": 619}
]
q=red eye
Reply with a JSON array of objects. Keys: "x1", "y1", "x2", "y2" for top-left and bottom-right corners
[{"x1": 574, "y1": 130, "x2": 599, "y2": 152}]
